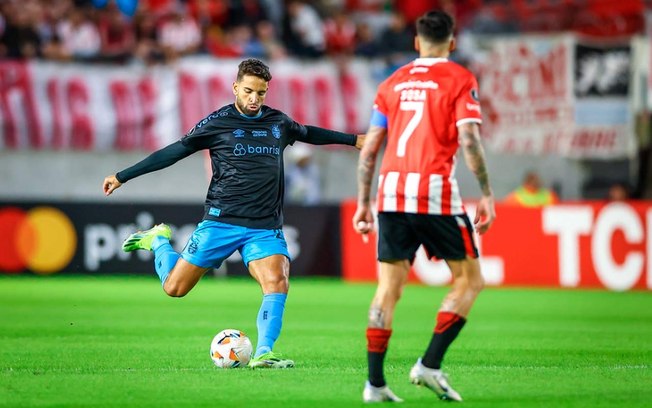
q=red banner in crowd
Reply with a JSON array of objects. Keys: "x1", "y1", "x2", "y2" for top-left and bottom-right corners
[
  {"x1": 473, "y1": 35, "x2": 635, "y2": 158},
  {"x1": 0, "y1": 58, "x2": 377, "y2": 151},
  {"x1": 340, "y1": 200, "x2": 652, "y2": 291}
]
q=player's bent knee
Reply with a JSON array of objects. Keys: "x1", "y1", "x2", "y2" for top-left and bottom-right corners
[
  {"x1": 260, "y1": 274, "x2": 289, "y2": 293},
  {"x1": 163, "y1": 281, "x2": 190, "y2": 298}
]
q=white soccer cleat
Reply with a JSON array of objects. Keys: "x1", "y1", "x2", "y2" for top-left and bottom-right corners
[
  {"x1": 363, "y1": 381, "x2": 404, "y2": 403},
  {"x1": 409, "y1": 358, "x2": 463, "y2": 402}
]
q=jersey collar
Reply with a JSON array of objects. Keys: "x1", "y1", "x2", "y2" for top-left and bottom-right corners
[
  {"x1": 234, "y1": 104, "x2": 264, "y2": 119},
  {"x1": 413, "y1": 57, "x2": 448, "y2": 66}
]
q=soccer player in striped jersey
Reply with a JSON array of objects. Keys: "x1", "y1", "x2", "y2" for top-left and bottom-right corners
[{"x1": 353, "y1": 10, "x2": 496, "y2": 403}]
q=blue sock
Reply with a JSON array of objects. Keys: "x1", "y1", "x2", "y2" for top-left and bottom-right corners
[
  {"x1": 152, "y1": 236, "x2": 179, "y2": 285},
  {"x1": 255, "y1": 293, "x2": 287, "y2": 357}
]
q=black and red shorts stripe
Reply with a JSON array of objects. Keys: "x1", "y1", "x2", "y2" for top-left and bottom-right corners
[{"x1": 377, "y1": 212, "x2": 479, "y2": 262}]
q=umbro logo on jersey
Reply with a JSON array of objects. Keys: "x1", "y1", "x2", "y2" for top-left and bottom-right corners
[{"x1": 233, "y1": 129, "x2": 245, "y2": 138}]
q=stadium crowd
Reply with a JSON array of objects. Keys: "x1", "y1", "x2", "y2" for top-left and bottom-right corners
[{"x1": 0, "y1": 0, "x2": 646, "y2": 65}]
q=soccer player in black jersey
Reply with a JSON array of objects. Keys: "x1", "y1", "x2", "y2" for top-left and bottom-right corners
[{"x1": 102, "y1": 59, "x2": 363, "y2": 368}]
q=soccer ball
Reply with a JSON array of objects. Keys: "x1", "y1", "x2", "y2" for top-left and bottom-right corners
[{"x1": 210, "y1": 329, "x2": 253, "y2": 368}]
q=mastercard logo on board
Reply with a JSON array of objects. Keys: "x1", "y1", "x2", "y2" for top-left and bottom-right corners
[{"x1": 0, "y1": 206, "x2": 77, "y2": 274}]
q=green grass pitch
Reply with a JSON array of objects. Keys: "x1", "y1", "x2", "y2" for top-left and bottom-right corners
[{"x1": 1, "y1": 275, "x2": 650, "y2": 407}]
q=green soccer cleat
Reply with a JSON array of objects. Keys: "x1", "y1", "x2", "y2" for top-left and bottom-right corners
[
  {"x1": 248, "y1": 351, "x2": 295, "y2": 369},
  {"x1": 121, "y1": 223, "x2": 172, "y2": 252}
]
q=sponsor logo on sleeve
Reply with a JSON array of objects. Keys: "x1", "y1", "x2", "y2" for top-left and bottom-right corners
[{"x1": 466, "y1": 103, "x2": 481, "y2": 112}]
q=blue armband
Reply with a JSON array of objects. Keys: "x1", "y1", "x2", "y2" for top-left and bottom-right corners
[{"x1": 369, "y1": 109, "x2": 388, "y2": 128}]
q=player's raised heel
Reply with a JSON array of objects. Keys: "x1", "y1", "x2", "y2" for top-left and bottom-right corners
[
  {"x1": 409, "y1": 358, "x2": 462, "y2": 402},
  {"x1": 248, "y1": 351, "x2": 294, "y2": 369},
  {"x1": 121, "y1": 223, "x2": 172, "y2": 252},
  {"x1": 363, "y1": 381, "x2": 403, "y2": 403}
]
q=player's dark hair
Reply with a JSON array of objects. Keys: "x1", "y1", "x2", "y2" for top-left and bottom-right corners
[
  {"x1": 416, "y1": 10, "x2": 455, "y2": 44},
  {"x1": 237, "y1": 58, "x2": 272, "y2": 82}
]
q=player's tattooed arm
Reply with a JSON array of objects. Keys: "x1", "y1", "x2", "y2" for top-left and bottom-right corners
[
  {"x1": 357, "y1": 126, "x2": 387, "y2": 205},
  {"x1": 459, "y1": 122, "x2": 496, "y2": 234},
  {"x1": 459, "y1": 122, "x2": 492, "y2": 197},
  {"x1": 368, "y1": 305, "x2": 386, "y2": 328}
]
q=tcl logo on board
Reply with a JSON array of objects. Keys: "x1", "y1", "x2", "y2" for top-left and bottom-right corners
[
  {"x1": 341, "y1": 201, "x2": 652, "y2": 291},
  {"x1": 542, "y1": 203, "x2": 652, "y2": 291}
]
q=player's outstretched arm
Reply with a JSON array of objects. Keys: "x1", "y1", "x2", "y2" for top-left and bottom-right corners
[
  {"x1": 300, "y1": 125, "x2": 358, "y2": 147},
  {"x1": 101, "y1": 140, "x2": 197, "y2": 196},
  {"x1": 103, "y1": 175, "x2": 122, "y2": 196},
  {"x1": 459, "y1": 122, "x2": 496, "y2": 234}
]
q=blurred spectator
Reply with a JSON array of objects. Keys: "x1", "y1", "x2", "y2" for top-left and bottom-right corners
[
  {"x1": 0, "y1": 0, "x2": 42, "y2": 59},
  {"x1": 139, "y1": 0, "x2": 176, "y2": 16},
  {"x1": 157, "y1": 8, "x2": 201, "y2": 61},
  {"x1": 392, "y1": 0, "x2": 438, "y2": 25},
  {"x1": 377, "y1": 12, "x2": 414, "y2": 56},
  {"x1": 467, "y1": 2, "x2": 518, "y2": 34},
  {"x1": 607, "y1": 182, "x2": 630, "y2": 201},
  {"x1": 353, "y1": 22, "x2": 379, "y2": 58},
  {"x1": 231, "y1": 0, "x2": 270, "y2": 28},
  {"x1": 92, "y1": 0, "x2": 138, "y2": 17},
  {"x1": 504, "y1": 171, "x2": 560, "y2": 207},
  {"x1": 97, "y1": 2, "x2": 134, "y2": 63},
  {"x1": 205, "y1": 24, "x2": 253, "y2": 58},
  {"x1": 323, "y1": 8, "x2": 357, "y2": 56},
  {"x1": 0, "y1": 15, "x2": 4, "y2": 52},
  {"x1": 260, "y1": 0, "x2": 285, "y2": 27},
  {"x1": 284, "y1": 0, "x2": 325, "y2": 59},
  {"x1": 377, "y1": 11, "x2": 415, "y2": 71},
  {"x1": 567, "y1": 0, "x2": 644, "y2": 37},
  {"x1": 254, "y1": 20, "x2": 287, "y2": 60},
  {"x1": 285, "y1": 144, "x2": 321, "y2": 205},
  {"x1": 440, "y1": 0, "x2": 482, "y2": 32},
  {"x1": 133, "y1": 12, "x2": 165, "y2": 65},
  {"x1": 188, "y1": 0, "x2": 229, "y2": 30},
  {"x1": 56, "y1": 6, "x2": 101, "y2": 61}
]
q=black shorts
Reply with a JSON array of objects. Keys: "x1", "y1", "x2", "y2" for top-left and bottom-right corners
[{"x1": 377, "y1": 212, "x2": 479, "y2": 262}]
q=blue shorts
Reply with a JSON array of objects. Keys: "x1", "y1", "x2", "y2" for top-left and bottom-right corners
[{"x1": 180, "y1": 220, "x2": 290, "y2": 269}]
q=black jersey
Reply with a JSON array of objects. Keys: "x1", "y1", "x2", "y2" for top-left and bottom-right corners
[
  {"x1": 116, "y1": 103, "x2": 356, "y2": 230},
  {"x1": 182, "y1": 104, "x2": 307, "y2": 229}
]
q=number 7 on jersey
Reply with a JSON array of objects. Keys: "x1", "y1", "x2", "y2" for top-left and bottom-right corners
[{"x1": 397, "y1": 101, "x2": 424, "y2": 157}]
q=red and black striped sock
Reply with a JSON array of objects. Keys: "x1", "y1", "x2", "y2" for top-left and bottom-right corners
[
  {"x1": 422, "y1": 312, "x2": 467, "y2": 369},
  {"x1": 366, "y1": 328, "x2": 392, "y2": 387}
]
